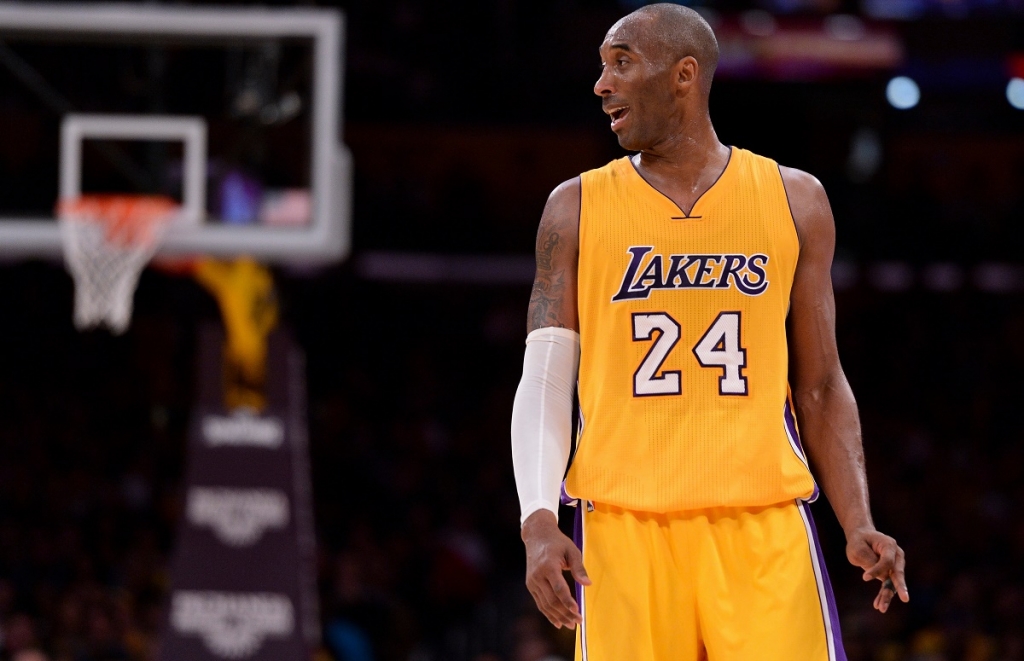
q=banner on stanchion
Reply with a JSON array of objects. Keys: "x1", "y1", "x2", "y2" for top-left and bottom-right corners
[{"x1": 159, "y1": 327, "x2": 319, "y2": 661}]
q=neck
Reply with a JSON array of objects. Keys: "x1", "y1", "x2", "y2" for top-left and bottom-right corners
[
  {"x1": 628, "y1": 107, "x2": 732, "y2": 216},
  {"x1": 635, "y1": 110, "x2": 727, "y2": 177}
]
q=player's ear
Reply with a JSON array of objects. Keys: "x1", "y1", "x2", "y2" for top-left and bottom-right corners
[{"x1": 674, "y1": 56, "x2": 699, "y2": 94}]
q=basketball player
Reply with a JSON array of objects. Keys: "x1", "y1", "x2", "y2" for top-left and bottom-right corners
[{"x1": 510, "y1": 5, "x2": 908, "y2": 660}]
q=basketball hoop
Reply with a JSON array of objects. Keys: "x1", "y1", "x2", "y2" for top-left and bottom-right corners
[{"x1": 57, "y1": 195, "x2": 179, "y2": 334}]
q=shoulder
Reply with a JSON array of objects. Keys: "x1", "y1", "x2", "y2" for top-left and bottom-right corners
[
  {"x1": 778, "y1": 165, "x2": 827, "y2": 204},
  {"x1": 538, "y1": 177, "x2": 581, "y2": 239},
  {"x1": 578, "y1": 157, "x2": 633, "y2": 192},
  {"x1": 547, "y1": 177, "x2": 581, "y2": 208},
  {"x1": 777, "y1": 165, "x2": 834, "y2": 249},
  {"x1": 538, "y1": 158, "x2": 629, "y2": 235}
]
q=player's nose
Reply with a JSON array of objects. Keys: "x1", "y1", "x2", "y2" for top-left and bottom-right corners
[{"x1": 594, "y1": 68, "x2": 615, "y2": 97}]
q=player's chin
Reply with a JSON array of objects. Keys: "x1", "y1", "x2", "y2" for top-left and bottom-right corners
[
  {"x1": 613, "y1": 126, "x2": 652, "y2": 152},
  {"x1": 615, "y1": 130, "x2": 644, "y2": 152}
]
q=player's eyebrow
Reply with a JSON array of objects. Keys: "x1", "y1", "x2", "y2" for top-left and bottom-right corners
[{"x1": 610, "y1": 43, "x2": 632, "y2": 51}]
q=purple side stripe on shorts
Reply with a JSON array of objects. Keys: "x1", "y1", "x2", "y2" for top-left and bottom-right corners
[
  {"x1": 800, "y1": 501, "x2": 848, "y2": 661},
  {"x1": 560, "y1": 479, "x2": 584, "y2": 605},
  {"x1": 572, "y1": 504, "x2": 583, "y2": 605}
]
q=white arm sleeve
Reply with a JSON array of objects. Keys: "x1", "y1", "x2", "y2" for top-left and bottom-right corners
[{"x1": 511, "y1": 326, "x2": 580, "y2": 526}]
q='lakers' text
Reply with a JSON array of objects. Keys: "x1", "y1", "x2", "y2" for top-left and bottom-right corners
[{"x1": 611, "y1": 246, "x2": 770, "y2": 301}]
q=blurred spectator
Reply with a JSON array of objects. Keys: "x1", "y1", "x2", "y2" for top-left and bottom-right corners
[{"x1": 12, "y1": 650, "x2": 50, "y2": 661}]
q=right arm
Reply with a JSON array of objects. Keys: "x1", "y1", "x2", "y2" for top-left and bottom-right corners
[
  {"x1": 513, "y1": 178, "x2": 589, "y2": 629},
  {"x1": 527, "y1": 178, "x2": 580, "y2": 332}
]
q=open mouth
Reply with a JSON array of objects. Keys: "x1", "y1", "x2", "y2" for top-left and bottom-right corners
[{"x1": 607, "y1": 105, "x2": 630, "y2": 130}]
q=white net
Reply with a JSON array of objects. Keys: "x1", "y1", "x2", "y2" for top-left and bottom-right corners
[{"x1": 58, "y1": 196, "x2": 178, "y2": 334}]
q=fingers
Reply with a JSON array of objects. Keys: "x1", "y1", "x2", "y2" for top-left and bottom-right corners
[
  {"x1": 869, "y1": 545, "x2": 908, "y2": 613},
  {"x1": 526, "y1": 546, "x2": 586, "y2": 629},
  {"x1": 567, "y1": 545, "x2": 592, "y2": 586},
  {"x1": 523, "y1": 527, "x2": 588, "y2": 630},
  {"x1": 528, "y1": 571, "x2": 581, "y2": 629},
  {"x1": 847, "y1": 530, "x2": 909, "y2": 613},
  {"x1": 862, "y1": 539, "x2": 896, "y2": 582},
  {"x1": 545, "y1": 572, "x2": 583, "y2": 628},
  {"x1": 529, "y1": 587, "x2": 564, "y2": 629},
  {"x1": 874, "y1": 578, "x2": 897, "y2": 612},
  {"x1": 529, "y1": 583, "x2": 577, "y2": 629},
  {"x1": 890, "y1": 545, "x2": 909, "y2": 603},
  {"x1": 526, "y1": 581, "x2": 562, "y2": 628}
]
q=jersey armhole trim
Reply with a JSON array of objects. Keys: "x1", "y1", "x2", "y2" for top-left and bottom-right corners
[
  {"x1": 777, "y1": 163, "x2": 801, "y2": 253},
  {"x1": 575, "y1": 173, "x2": 583, "y2": 246},
  {"x1": 575, "y1": 173, "x2": 584, "y2": 328}
]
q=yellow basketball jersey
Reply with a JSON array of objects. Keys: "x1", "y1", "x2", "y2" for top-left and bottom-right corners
[{"x1": 565, "y1": 147, "x2": 817, "y2": 513}]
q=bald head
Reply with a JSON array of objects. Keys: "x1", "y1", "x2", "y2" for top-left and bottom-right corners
[
  {"x1": 614, "y1": 4, "x2": 719, "y2": 93},
  {"x1": 596, "y1": 4, "x2": 722, "y2": 150}
]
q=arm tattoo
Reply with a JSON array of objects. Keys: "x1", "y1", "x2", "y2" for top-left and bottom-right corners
[
  {"x1": 529, "y1": 270, "x2": 567, "y2": 330},
  {"x1": 537, "y1": 232, "x2": 560, "y2": 271},
  {"x1": 528, "y1": 230, "x2": 569, "y2": 330}
]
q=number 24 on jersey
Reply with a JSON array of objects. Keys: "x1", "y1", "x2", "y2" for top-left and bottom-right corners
[{"x1": 631, "y1": 311, "x2": 748, "y2": 397}]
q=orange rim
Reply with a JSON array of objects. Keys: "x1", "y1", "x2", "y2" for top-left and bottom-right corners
[{"x1": 57, "y1": 194, "x2": 179, "y2": 248}]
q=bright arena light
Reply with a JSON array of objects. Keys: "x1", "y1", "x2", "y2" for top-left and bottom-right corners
[
  {"x1": 1006, "y1": 78, "x2": 1024, "y2": 110},
  {"x1": 886, "y1": 76, "x2": 920, "y2": 110}
]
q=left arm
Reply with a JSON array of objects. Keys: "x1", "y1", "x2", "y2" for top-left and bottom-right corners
[{"x1": 781, "y1": 166, "x2": 909, "y2": 613}]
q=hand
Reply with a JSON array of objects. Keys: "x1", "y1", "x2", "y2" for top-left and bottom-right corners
[
  {"x1": 521, "y1": 509, "x2": 591, "y2": 629},
  {"x1": 845, "y1": 526, "x2": 909, "y2": 613}
]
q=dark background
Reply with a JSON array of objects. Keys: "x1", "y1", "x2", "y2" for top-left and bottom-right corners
[{"x1": 0, "y1": 1, "x2": 1022, "y2": 661}]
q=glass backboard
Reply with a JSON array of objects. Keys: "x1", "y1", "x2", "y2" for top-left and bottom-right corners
[{"x1": 0, "y1": 3, "x2": 350, "y2": 264}]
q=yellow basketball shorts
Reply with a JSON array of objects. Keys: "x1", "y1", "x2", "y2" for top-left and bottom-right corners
[{"x1": 571, "y1": 500, "x2": 846, "y2": 661}]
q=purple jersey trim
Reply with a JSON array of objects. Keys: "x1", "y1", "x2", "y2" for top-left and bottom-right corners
[
  {"x1": 785, "y1": 399, "x2": 821, "y2": 502},
  {"x1": 572, "y1": 505, "x2": 584, "y2": 606},
  {"x1": 560, "y1": 480, "x2": 578, "y2": 506},
  {"x1": 783, "y1": 399, "x2": 806, "y2": 455}
]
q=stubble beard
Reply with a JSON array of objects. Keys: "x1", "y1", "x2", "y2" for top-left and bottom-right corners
[{"x1": 616, "y1": 113, "x2": 664, "y2": 153}]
